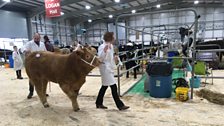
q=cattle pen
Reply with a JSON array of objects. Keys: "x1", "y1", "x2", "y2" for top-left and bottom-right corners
[
  {"x1": 115, "y1": 8, "x2": 199, "y2": 99},
  {"x1": 1, "y1": 1, "x2": 224, "y2": 125}
]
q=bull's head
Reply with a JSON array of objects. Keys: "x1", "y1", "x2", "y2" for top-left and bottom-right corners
[{"x1": 76, "y1": 47, "x2": 101, "y2": 67}]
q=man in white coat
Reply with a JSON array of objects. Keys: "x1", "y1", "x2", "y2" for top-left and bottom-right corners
[
  {"x1": 12, "y1": 46, "x2": 23, "y2": 79},
  {"x1": 23, "y1": 33, "x2": 47, "y2": 99},
  {"x1": 95, "y1": 32, "x2": 129, "y2": 111}
]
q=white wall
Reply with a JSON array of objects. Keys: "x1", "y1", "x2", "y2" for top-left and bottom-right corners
[
  {"x1": 31, "y1": 15, "x2": 73, "y2": 46},
  {"x1": 128, "y1": 7, "x2": 224, "y2": 42},
  {"x1": 0, "y1": 10, "x2": 28, "y2": 38},
  {"x1": 84, "y1": 23, "x2": 107, "y2": 46}
]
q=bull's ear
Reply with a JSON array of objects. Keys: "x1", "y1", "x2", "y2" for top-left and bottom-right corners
[
  {"x1": 87, "y1": 46, "x2": 91, "y2": 50},
  {"x1": 76, "y1": 48, "x2": 84, "y2": 56}
]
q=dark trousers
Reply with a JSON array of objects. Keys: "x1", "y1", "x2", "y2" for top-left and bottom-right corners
[
  {"x1": 16, "y1": 70, "x2": 22, "y2": 78},
  {"x1": 96, "y1": 84, "x2": 124, "y2": 108},
  {"x1": 29, "y1": 81, "x2": 34, "y2": 95}
]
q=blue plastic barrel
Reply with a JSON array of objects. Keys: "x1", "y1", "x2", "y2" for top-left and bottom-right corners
[
  {"x1": 167, "y1": 51, "x2": 179, "y2": 62},
  {"x1": 9, "y1": 55, "x2": 14, "y2": 68},
  {"x1": 149, "y1": 75, "x2": 172, "y2": 98}
]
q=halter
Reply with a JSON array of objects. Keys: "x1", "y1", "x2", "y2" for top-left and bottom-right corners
[{"x1": 80, "y1": 55, "x2": 97, "y2": 67}]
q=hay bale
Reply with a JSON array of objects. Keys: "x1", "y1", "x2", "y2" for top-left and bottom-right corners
[{"x1": 196, "y1": 89, "x2": 224, "y2": 105}]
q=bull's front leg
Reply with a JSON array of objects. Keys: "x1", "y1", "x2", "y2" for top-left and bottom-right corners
[
  {"x1": 73, "y1": 89, "x2": 80, "y2": 111},
  {"x1": 60, "y1": 84, "x2": 80, "y2": 111}
]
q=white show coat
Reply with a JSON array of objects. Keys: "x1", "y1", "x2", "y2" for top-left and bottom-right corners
[
  {"x1": 23, "y1": 40, "x2": 47, "y2": 52},
  {"x1": 12, "y1": 51, "x2": 23, "y2": 71},
  {"x1": 98, "y1": 42, "x2": 116, "y2": 86}
]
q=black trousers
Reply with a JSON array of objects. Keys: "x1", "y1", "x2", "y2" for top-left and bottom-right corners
[
  {"x1": 29, "y1": 81, "x2": 34, "y2": 95},
  {"x1": 16, "y1": 70, "x2": 22, "y2": 78},
  {"x1": 96, "y1": 84, "x2": 124, "y2": 108}
]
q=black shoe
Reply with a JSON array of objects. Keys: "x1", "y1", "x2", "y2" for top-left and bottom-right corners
[
  {"x1": 96, "y1": 105, "x2": 108, "y2": 109},
  {"x1": 119, "y1": 105, "x2": 130, "y2": 111},
  {"x1": 18, "y1": 77, "x2": 23, "y2": 79},
  {"x1": 46, "y1": 94, "x2": 49, "y2": 97},
  {"x1": 27, "y1": 93, "x2": 33, "y2": 99}
]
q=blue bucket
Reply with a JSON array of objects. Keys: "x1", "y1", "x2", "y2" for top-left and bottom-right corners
[
  {"x1": 9, "y1": 55, "x2": 14, "y2": 68},
  {"x1": 190, "y1": 76, "x2": 201, "y2": 88},
  {"x1": 167, "y1": 51, "x2": 179, "y2": 62}
]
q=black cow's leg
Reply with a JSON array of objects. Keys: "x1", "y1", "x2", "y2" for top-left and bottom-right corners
[
  {"x1": 134, "y1": 67, "x2": 137, "y2": 79},
  {"x1": 126, "y1": 71, "x2": 129, "y2": 78},
  {"x1": 125, "y1": 63, "x2": 129, "y2": 78}
]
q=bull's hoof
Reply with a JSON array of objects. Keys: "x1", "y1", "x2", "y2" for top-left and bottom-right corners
[
  {"x1": 43, "y1": 102, "x2": 50, "y2": 108},
  {"x1": 74, "y1": 108, "x2": 80, "y2": 112}
]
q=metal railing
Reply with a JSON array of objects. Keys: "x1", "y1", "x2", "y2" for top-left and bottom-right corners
[{"x1": 115, "y1": 8, "x2": 199, "y2": 98}]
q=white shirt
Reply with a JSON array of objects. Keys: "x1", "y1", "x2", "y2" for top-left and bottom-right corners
[
  {"x1": 23, "y1": 40, "x2": 47, "y2": 52},
  {"x1": 98, "y1": 42, "x2": 116, "y2": 86}
]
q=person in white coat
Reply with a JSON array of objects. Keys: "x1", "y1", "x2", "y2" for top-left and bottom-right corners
[
  {"x1": 95, "y1": 32, "x2": 129, "y2": 111},
  {"x1": 23, "y1": 33, "x2": 47, "y2": 99},
  {"x1": 12, "y1": 46, "x2": 23, "y2": 79}
]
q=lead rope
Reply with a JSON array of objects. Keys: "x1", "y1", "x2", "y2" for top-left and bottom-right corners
[{"x1": 80, "y1": 55, "x2": 97, "y2": 67}]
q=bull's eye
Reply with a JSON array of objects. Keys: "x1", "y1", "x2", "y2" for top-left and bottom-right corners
[{"x1": 86, "y1": 55, "x2": 90, "y2": 59}]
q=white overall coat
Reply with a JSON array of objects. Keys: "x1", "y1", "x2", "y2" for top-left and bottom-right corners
[
  {"x1": 98, "y1": 42, "x2": 116, "y2": 86},
  {"x1": 12, "y1": 51, "x2": 23, "y2": 71},
  {"x1": 23, "y1": 40, "x2": 47, "y2": 53}
]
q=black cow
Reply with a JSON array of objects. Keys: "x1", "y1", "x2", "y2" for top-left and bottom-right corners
[
  {"x1": 125, "y1": 44, "x2": 138, "y2": 79},
  {"x1": 118, "y1": 43, "x2": 143, "y2": 79}
]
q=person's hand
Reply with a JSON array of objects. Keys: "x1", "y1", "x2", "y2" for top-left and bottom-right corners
[
  {"x1": 24, "y1": 50, "x2": 31, "y2": 56},
  {"x1": 114, "y1": 55, "x2": 119, "y2": 64},
  {"x1": 104, "y1": 44, "x2": 111, "y2": 53}
]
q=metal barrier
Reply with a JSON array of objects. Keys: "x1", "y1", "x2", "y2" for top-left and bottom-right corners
[
  {"x1": 115, "y1": 8, "x2": 199, "y2": 98},
  {"x1": 196, "y1": 44, "x2": 221, "y2": 61}
]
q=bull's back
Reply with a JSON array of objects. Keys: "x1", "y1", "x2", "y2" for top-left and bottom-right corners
[{"x1": 25, "y1": 51, "x2": 68, "y2": 78}]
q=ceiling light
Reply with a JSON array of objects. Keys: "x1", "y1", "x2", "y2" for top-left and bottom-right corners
[
  {"x1": 131, "y1": 10, "x2": 136, "y2": 14},
  {"x1": 156, "y1": 4, "x2": 161, "y2": 8},
  {"x1": 85, "y1": 5, "x2": 91, "y2": 10},
  {"x1": 3, "y1": 0, "x2": 10, "y2": 2},
  {"x1": 194, "y1": 0, "x2": 199, "y2": 4},
  {"x1": 109, "y1": 15, "x2": 113, "y2": 18},
  {"x1": 88, "y1": 19, "x2": 92, "y2": 23},
  {"x1": 114, "y1": 0, "x2": 120, "y2": 3},
  {"x1": 60, "y1": 12, "x2": 64, "y2": 15}
]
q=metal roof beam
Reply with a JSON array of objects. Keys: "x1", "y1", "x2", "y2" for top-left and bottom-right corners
[
  {"x1": 74, "y1": 0, "x2": 176, "y2": 23},
  {"x1": 56, "y1": 0, "x2": 137, "y2": 21},
  {"x1": 0, "y1": 2, "x2": 8, "y2": 8},
  {"x1": 74, "y1": 1, "x2": 224, "y2": 24},
  {"x1": 13, "y1": 0, "x2": 38, "y2": 7}
]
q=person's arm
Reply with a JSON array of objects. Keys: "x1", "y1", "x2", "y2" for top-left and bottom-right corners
[
  {"x1": 43, "y1": 46, "x2": 47, "y2": 51},
  {"x1": 23, "y1": 42, "x2": 32, "y2": 56},
  {"x1": 98, "y1": 45, "x2": 108, "y2": 61},
  {"x1": 12, "y1": 52, "x2": 17, "y2": 60},
  {"x1": 42, "y1": 42, "x2": 47, "y2": 51}
]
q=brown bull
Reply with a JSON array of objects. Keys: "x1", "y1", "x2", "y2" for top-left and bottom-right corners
[{"x1": 25, "y1": 47, "x2": 101, "y2": 111}]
